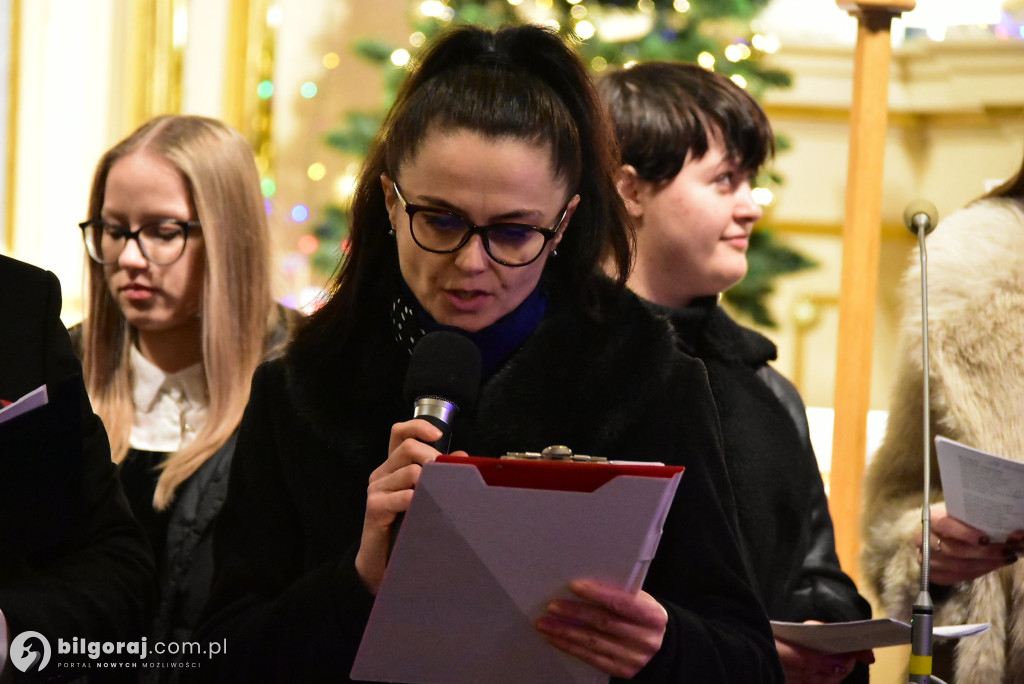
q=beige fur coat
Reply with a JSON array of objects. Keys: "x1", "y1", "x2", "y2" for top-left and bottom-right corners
[{"x1": 862, "y1": 197, "x2": 1024, "y2": 683}]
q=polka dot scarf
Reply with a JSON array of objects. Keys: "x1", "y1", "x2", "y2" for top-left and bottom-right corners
[
  {"x1": 390, "y1": 285, "x2": 548, "y2": 377},
  {"x1": 391, "y1": 293, "x2": 427, "y2": 356}
]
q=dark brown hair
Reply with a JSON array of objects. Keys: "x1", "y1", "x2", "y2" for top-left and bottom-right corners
[
  {"x1": 598, "y1": 61, "x2": 774, "y2": 184},
  {"x1": 297, "y1": 24, "x2": 631, "y2": 352}
]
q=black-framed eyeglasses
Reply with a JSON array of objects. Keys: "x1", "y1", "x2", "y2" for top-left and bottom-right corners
[
  {"x1": 78, "y1": 219, "x2": 201, "y2": 266},
  {"x1": 392, "y1": 181, "x2": 573, "y2": 267}
]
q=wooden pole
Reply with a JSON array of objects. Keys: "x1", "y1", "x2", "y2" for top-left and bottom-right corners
[{"x1": 830, "y1": 0, "x2": 914, "y2": 579}]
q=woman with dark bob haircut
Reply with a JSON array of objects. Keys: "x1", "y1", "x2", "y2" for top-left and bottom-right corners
[{"x1": 195, "y1": 24, "x2": 782, "y2": 682}]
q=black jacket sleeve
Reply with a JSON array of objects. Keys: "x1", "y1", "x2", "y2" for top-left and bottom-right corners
[
  {"x1": 758, "y1": 367, "x2": 870, "y2": 624},
  {"x1": 0, "y1": 261, "x2": 156, "y2": 682}
]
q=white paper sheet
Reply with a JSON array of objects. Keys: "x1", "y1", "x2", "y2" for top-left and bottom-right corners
[
  {"x1": 771, "y1": 619, "x2": 990, "y2": 654},
  {"x1": 936, "y1": 436, "x2": 1024, "y2": 542}
]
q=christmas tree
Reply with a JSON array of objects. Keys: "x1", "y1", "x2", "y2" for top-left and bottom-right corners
[{"x1": 315, "y1": 0, "x2": 814, "y2": 326}]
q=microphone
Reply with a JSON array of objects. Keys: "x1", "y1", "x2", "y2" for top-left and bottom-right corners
[
  {"x1": 904, "y1": 199, "x2": 939, "y2": 684},
  {"x1": 903, "y1": 199, "x2": 938, "y2": 237},
  {"x1": 403, "y1": 331, "x2": 482, "y2": 453}
]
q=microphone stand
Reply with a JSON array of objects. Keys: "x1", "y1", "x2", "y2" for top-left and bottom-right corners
[{"x1": 906, "y1": 204, "x2": 937, "y2": 683}]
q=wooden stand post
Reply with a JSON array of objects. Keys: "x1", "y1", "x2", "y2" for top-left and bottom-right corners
[{"x1": 830, "y1": 0, "x2": 915, "y2": 579}]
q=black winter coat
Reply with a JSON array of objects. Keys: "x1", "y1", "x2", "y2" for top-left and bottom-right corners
[
  {"x1": 0, "y1": 255, "x2": 155, "y2": 683},
  {"x1": 193, "y1": 282, "x2": 783, "y2": 683},
  {"x1": 665, "y1": 300, "x2": 871, "y2": 681}
]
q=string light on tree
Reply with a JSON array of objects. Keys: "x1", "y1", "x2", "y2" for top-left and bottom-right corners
[
  {"x1": 307, "y1": 163, "x2": 326, "y2": 181},
  {"x1": 575, "y1": 21, "x2": 596, "y2": 40},
  {"x1": 751, "y1": 33, "x2": 781, "y2": 54},
  {"x1": 420, "y1": 0, "x2": 454, "y2": 20},
  {"x1": 725, "y1": 42, "x2": 752, "y2": 62},
  {"x1": 391, "y1": 49, "x2": 411, "y2": 67},
  {"x1": 297, "y1": 234, "x2": 319, "y2": 255}
]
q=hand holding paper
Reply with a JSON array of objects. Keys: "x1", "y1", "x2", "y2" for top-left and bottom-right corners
[
  {"x1": 774, "y1": 630, "x2": 872, "y2": 684},
  {"x1": 916, "y1": 503, "x2": 1018, "y2": 586},
  {"x1": 537, "y1": 579, "x2": 668, "y2": 679}
]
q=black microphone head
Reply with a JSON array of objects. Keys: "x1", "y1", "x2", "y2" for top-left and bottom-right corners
[
  {"x1": 903, "y1": 199, "x2": 939, "y2": 236},
  {"x1": 403, "y1": 331, "x2": 482, "y2": 412}
]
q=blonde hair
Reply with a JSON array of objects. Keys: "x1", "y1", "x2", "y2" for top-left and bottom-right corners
[{"x1": 81, "y1": 115, "x2": 273, "y2": 510}]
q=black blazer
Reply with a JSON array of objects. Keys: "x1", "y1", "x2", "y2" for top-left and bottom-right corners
[{"x1": 0, "y1": 255, "x2": 156, "y2": 682}]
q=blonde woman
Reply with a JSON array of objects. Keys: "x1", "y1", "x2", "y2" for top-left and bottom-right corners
[{"x1": 75, "y1": 115, "x2": 297, "y2": 670}]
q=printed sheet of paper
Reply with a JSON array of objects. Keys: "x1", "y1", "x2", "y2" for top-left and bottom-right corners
[
  {"x1": 771, "y1": 619, "x2": 990, "y2": 654},
  {"x1": 936, "y1": 436, "x2": 1024, "y2": 542}
]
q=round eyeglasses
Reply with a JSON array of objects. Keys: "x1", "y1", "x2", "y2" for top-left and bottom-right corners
[
  {"x1": 78, "y1": 219, "x2": 201, "y2": 266},
  {"x1": 392, "y1": 182, "x2": 573, "y2": 267}
]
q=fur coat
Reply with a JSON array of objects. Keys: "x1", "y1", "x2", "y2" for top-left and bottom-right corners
[{"x1": 862, "y1": 198, "x2": 1024, "y2": 683}]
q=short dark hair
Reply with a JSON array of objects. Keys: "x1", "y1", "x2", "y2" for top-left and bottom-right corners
[
  {"x1": 597, "y1": 62, "x2": 774, "y2": 184},
  {"x1": 298, "y1": 24, "x2": 631, "y2": 351}
]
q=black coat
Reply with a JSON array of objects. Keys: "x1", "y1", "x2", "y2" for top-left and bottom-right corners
[
  {"x1": 194, "y1": 283, "x2": 783, "y2": 683},
  {"x1": 0, "y1": 255, "x2": 156, "y2": 683},
  {"x1": 665, "y1": 301, "x2": 871, "y2": 679}
]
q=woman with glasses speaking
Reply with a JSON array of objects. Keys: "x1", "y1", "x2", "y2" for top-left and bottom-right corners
[
  {"x1": 75, "y1": 115, "x2": 298, "y2": 680},
  {"x1": 194, "y1": 24, "x2": 781, "y2": 683}
]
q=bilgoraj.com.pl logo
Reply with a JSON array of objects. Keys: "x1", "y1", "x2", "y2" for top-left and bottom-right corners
[
  {"x1": 8, "y1": 630, "x2": 226, "y2": 673},
  {"x1": 10, "y1": 631, "x2": 51, "y2": 673}
]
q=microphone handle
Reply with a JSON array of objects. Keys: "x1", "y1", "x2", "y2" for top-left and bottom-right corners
[
  {"x1": 412, "y1": 397, "x2": 457, "y2": 453},
  {"x1": 388, "y1": 399, "x2": 458, "y2": 560},
  {"x1": 415, "y1": 414, "x2": 452, "y2": 452}
]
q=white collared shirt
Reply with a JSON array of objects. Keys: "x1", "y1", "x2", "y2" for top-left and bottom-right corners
[{"x1": 129, "y1": 345, "x2": 208, "y2": 452}]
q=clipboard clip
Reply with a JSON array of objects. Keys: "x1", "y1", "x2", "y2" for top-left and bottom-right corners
[{"x1": 501, "y1": 445, "x2": 608, "y2": 463}]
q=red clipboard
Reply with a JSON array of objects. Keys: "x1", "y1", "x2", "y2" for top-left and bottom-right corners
[{"x1": 436, "y1": 453, "x2": 683, "y2": 492}]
